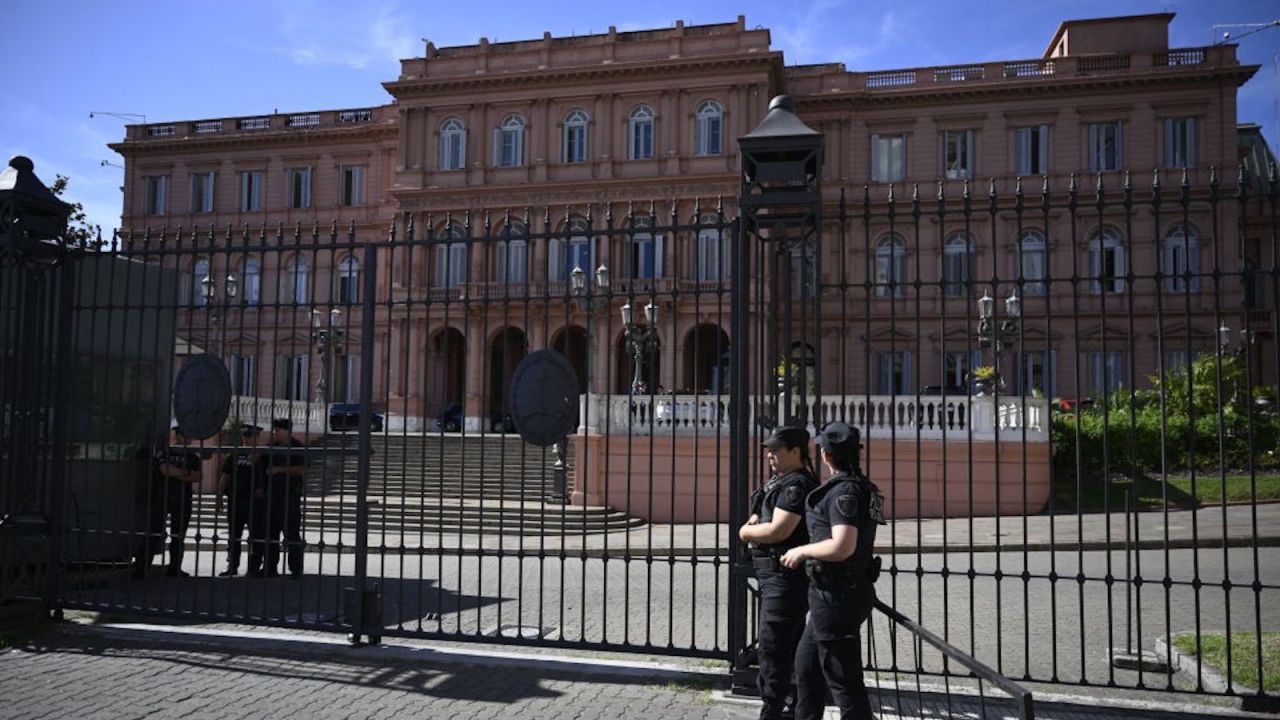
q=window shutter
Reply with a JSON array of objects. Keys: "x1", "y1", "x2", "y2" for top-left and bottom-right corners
[
  {"x1": 871, "y1": 134, "x2": 881, "y2": 181},
  {"x1": 1186, "y1": 118, "x2": 1197, "y2": 167},
  {"x1": 492, "y1": 127, "x2": 500, "y2": 167},
  {"x1": 1114, "y1": 123, "x2": 1123, "y2": 170},
  {"x1": 1015, "y1": 128, "x2": 1028, "y2": 175},
  {"x1": 1038, "y1": 126, "x2": 1049, "y2": 173},
  {"x1": 156, "y1": 177, "x2": 166, "y2": 215},
  {"x1": 966, "y1": 130, "x2": 975, "y2": 177},
  {"x1": 1163, "y1": 119, "x2": 1175, "y2": 167},
  {"x1": 303, "y1": 167, "x2": 311, "y2": 208},
  {"x1": 1088, "y1": 125, "x2": 1098, "y2": 172},
  {"x1": 654, "y1": 234, "x2": 664, "y2": 278}
]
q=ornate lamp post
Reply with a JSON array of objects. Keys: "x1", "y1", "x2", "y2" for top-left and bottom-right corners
[
  {"x1": 621, "y1": 300, "x2": 659, "y2": 395},
  {"x1": 976, "y1": 290, "x2": 1020, "y2": 392},
  {"x1": 311, "y1": 308, "x2": 345, "y2": 407},
  {"x1": 200, "y1": 271, "x2": 239, "y2": 356},
  {"x1": 569, "y1": 263, "x2": 611, "y2": 313}
]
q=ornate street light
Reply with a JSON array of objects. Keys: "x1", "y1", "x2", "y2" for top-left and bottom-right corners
[
  {"x1": 621, "y1": 300, "x2": 659, "y2": 395},
  {"x1": 569, "y1": 263, "x2": 610, "y2": 313},
  {"x1": 312, "y1": 307, "x2": 346, "y2": 408},
  {"x1": 976, "y1": 290, "x2": 1021, "y2": 392}
]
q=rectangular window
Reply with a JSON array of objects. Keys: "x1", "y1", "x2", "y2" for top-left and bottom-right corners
[
  {"x1": 239, "y1": 171, "x2": 263, "y2": 212},
  {"x1": 1163, "y1": 350, "x2": 1194, "y2": 376},
  {"x1": 944, "y1": 130, "x2": 975, "y2": 180},
  {"x1": 189, "y1": 172, "x2": 214, "y2": 214},
  {"x1": 696, "y1": 114, "x2": 722, "y2": 156},
  {"x1": 871, "y1": 134, "x2": 906, "y2": 183},
  {"x1": 435, "y1": 243, "x2": 467, "y2": 288},
  {"x1": 1019, "y1": 350, "x2": 1056, "y2": 396},
  {"x1": 1088, "y1": 351, "x2": 1126, "y2": 396},
  {"x1": 288, "y1": 167, "x2": 311, "y2": 209},
  {"x1": 1014, "y1": 126, "x2": 1049, "y2": 176},
  {"x1": 1088, "y1": 122, "x2": 1123, "y2": 172},
  {"x1": 228, "y1": 355, "x2": 256, "y2": 396},
  {"x1": 332, "y1": 354, "x2": 357, "y2": 403},
  {"x1": 341, "y1": 166, "x2": 365, "y2": 206},
  {"x1": 1164, "y1": 117, "x2": 1197, "y2": 168},
  {"x1": 564, "y1": 124, "x2": 587, "y2": 163},
  {"x1": 278, "y1": 355, "x2": 310, "y2": 402},
  {"x1": 498, "y1": 128, "x2": 523, "y2": 167},
  {"x1": 944, "y1": 351, "x2": 982, "y2": 391},
  {"x1": 630, "y1": 120, "x2": 654, "y2": 160},
  {"x1": 696, "y1": 221, "x2": 728, "y2": 282},
  {"x1": 629, "y1": 233, "x2": 663, "y2": 280},
  {"x1": 789, "y1": 244, "x2": 817, "y2": 299},
  {"x1": 875, "y1": 351, "x2": 912, "y2": 395},
  {"x1": 144, "y1": 176, "x2": 167, "y2": 216}
]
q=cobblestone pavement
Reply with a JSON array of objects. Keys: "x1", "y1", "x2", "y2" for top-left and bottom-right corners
[{"x1": 0, "y1": 622, "x2": 1267, "y2": 720}]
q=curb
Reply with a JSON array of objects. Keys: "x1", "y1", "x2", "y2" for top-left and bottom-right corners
[
  {"x1": 1155, "y1": 636, "x2": 1280, "y2": 714},
  {"x1": 55, "y1": 622, "x2": 728, "y2": 687}
]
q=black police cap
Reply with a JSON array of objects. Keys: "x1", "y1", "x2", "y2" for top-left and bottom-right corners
[
  {"x1": 815, "y1": 421, "x2": 861, "y2": 455},
  {"x1": 241, "y1": 424, "x2": 264, "y2": 437},
  {"x1": 762, "y1": 425, "x2": 810, "y2": 450}
]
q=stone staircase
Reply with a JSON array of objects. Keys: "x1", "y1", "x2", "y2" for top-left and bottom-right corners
[{"x1": 193, "y1": 434, "x2": 644, "y2": 536}]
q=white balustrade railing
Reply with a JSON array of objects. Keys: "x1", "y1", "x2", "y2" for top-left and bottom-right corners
[
  {"x1": 228, "y1": 395, "x2": 328, "y2": 433},
  {"x1": 578, "y1": 393, "x2": 1048, "y2": 442}
]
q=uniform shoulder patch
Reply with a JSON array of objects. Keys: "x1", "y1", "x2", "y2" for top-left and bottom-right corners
[
  {"x1": 783, "y1": 484, "x2": 804, "y2": 507},
  {"x1": 836, "y1": 492, "x2": 859, "y2": 521}
]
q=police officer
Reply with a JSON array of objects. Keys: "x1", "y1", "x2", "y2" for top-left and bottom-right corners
[
  {"x1": 781, "y1": 422, "x2": 886, "y2": 720},
  {"x1": 255, "y1": 418, "x2": 307, "y2": 578},
  {"x1": 738, "y1": 424, "x2": 819, "y2": 720},
  {"x1": 132, "y1": 427, "x2": 203, "y2": 580},
  {"x1": 217, "y1": 424, "x2": 262, "y2": 577}
]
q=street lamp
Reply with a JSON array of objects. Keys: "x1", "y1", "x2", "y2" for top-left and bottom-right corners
[
  {"x1": 569, "y1": 263, "x2": 611, "y2": 313},
  {"x1": 201, "y1": 271, "x2": 239, "y2": 356},
  {"x1": 312, "y1": 307, "x2": 346, "y2": 408},
  {"x1": 977, "y1": 290, "x2": 1020, "y2": 391},
  {"x1": 621, "y1": 300, "x2": 659, "y2": 395}
]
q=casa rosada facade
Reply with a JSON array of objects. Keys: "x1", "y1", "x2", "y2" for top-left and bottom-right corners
[{"x1": 111, "y1": 13, "x2": 1270, "y2": 435}]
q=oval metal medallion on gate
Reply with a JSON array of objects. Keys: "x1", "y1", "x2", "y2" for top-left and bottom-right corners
[
  {"x1": 172, "y1": 352, "x2": 232, "y2": 440},
  {"x1": 509, "y1": 349, "x2": 580, "y2": 447}
]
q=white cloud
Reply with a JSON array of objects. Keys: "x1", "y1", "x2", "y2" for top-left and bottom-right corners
[{"x1": 276, "y1": 0, "x2": 418, "y2": 70}]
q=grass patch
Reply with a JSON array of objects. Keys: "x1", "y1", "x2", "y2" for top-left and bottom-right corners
[
  {"x1": 1172, "y1": 632, "x2": 1280, "y2": 691},
  {"x1": 1051, "y1": 473, "x2": 1280, "y2": 513}
]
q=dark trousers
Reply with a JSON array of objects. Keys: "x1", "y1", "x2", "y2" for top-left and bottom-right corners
[
  {"x1": 754, "y1": 560, "x2": 808, "y2": 714},
  {"x1": 247, "y1": 484, "x2": 282, "y2": 575},
  {"x1": 282, "y1": 480, "x2": 304, "y2": 575},
  {"x1": 224, "y1": 495, "x2": 251, "y2": 570},
  {"x1": 794, "y1": 585, "x2": 875, "y2": 720},
  {"x1": 134, "y1": 482, "x2": 192, "y2": 572}
]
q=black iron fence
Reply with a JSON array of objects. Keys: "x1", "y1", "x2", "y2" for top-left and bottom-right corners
[{"x1": 0, "y1": 163, "x2": 1275, "y2": 707}]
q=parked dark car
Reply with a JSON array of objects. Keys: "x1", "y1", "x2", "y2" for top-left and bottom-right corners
[
  {"x1": 439, "y1": 403, "x2": 463, "y2": 432},
  {"x1": 329, "y1": 403, "x2": 384, "y2": 432}
]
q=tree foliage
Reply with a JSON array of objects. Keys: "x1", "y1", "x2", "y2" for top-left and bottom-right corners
[{"x1": 48, "y1": 175, "x2": 100, "y2": 246}]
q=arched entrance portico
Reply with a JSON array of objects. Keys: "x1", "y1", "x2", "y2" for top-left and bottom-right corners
[
  {"x1": 489, "y1": 327, "x2": 527, "y2": 430},
  {"x1": 428, "y1": 327, "x2": 465, "y2": 421},
  {"x1": 552, "y1": 325, "x2": 589, "y2": 395},
  {"x1": 683, "y1": 324, "x2": 730, "y2": 394}
]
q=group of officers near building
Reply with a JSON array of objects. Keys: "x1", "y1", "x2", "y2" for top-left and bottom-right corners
[
  {"x1": 132, "y1": 418, "x2": 309, "y2": 580},
  {"x1": 739, "y1": 421, "x2": 886, "y2": 720}
]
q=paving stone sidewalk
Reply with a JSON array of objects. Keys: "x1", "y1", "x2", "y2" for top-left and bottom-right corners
[{"x1": 0, "y1": 622, "x2": 1265, "y2": 720}]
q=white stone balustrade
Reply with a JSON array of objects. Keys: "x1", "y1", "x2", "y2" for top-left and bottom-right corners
[{"x1": 578, "y1": 393, "x2": 1048, "y2": 442}]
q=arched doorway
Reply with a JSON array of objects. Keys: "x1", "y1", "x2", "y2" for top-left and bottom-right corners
[
  {"x1": 429, "y1": 328, "x2": 466, "y2": 422},
  {"x1": 552, "y1": 325, "x2": 589, "y2": 395},
  {"x1": 489, "y1": 327, "x2": 527, "y2": 430},
  {"x1": 683, "y1": 324, "x2": 730, "y2": 394},
  {"x1": 615, "y1": 331, "x2": 661, "y2": 395}
]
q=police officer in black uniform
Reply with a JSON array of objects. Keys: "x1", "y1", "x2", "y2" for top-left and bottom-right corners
[
  {"x1": 781, "y1": 422, "x2": 886, "y2": 720},
  {"x1": 217, "y1": 424, "x2": 262, "y2": 577},
  {"x1": 738, "y1": 424, "x2": 820, "y2": 720},
  {"x1": 254, "y1": 418, "x2": 308, "y2": 578},
  {"x1": 132, "y1": 427, "x2": 203, "y2": 580}
]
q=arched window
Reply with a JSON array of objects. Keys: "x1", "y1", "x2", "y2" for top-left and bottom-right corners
[
  {"x1": 563, "y1": 110, "x2": 589, "y2": 164},
  {"x1": 242, "y1": 256, "x2": 261, "y2": 305},
  {"x1": 495, "y1": 221, "x2": 528, "y2": 284},
  {"x1": 435, "y1": 224, "x2": 468, "y2": 288},
  {"x1": 495, "y1": 114, "x2": 525, "y2": 167},
  {"x1": 191, "y1": 256, "x2": 211, "y2": 307},
  {"x1": 1018, "y1": 230, "x2": 1046, "y2": 295},
  {"x1": 942, "y1": 232, "x2": 975, "y2": 297},
  {"x1": 1164, "y1": 223, "x2": 1201, "y2": 292},
  {"x1": 696, "y1": 212, "x2": 728, "y2": 281},
  {"x1": 1088, "y1": 226, "x2": 1126, "y2": 294},
  {"x1": 694, "y1": 100, "x2": 723, "y2": 156},
  {"x1": 549, "y1": 215, "x2": 591, "y2": 283},
  {"x1": 628, "y1": 105, "x2": 654, "y2": 160},
  {"x1": 627, "y1": 214, "x2": 661, "y2": 280},
  {"x1": 336, "y1": 255, "x2": 360, "y2": 304},
  {"x1": 874, "y1": 234, "x2": 907, "y2": 298},
  {"x1": 283, "y1": 255, "x2": 310, "y2": 304},
  {"x1": 439, "y1": 118, "x2": 466, "y2": 170}
]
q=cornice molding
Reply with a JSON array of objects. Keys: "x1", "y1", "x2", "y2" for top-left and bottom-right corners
[{"x1": 110, "y1": 124, "x2": 399, "y2": 156}]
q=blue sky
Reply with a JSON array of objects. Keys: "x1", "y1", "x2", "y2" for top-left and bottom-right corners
[{"x1": 2, "y1": 0, "x2": 1276, "y2": 236}]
